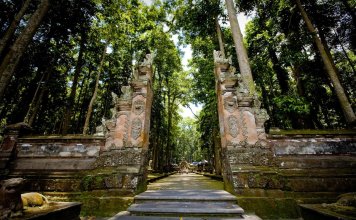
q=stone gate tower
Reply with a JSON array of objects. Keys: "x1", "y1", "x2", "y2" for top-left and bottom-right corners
[{"x1": 213, "y1": 50, "x2": 272, "y2": 193}]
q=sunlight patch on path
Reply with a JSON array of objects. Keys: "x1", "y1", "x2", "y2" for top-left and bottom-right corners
[{"x1": 148, "y1": 173, "x2": 224, "y2": 190}]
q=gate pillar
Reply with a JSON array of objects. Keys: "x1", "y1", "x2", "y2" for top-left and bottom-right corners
[
  {"x1": 213, "y1": 51, "x2": 272, "y2": 193},
  {"x1": 95, "y1": 54, "x2": 154, "y2": 192}
]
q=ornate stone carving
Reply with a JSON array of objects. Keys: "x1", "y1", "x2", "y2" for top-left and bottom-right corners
[
  {"x1": 224, "y1": 96, "x2": 237, "y2": 113},
  {"x1": 121, "y1": 86, "x2": 132, "y2": 100},
  {"x1": 133, "y1": 100, "x2": 145, "y2": 115},
  {"x1": 254, "y1": 108, "x2": 269, "y2": 128},
  {"x1": 131, "y1": 118, "x2": 142, "y2": 140},
  {"x1": 140, "y1": 53, "x2": 155, "y2": 67},
  {"x1": 0, "y1": 178, "x2": 24, "y2": 218},
  {"x1": 236, "y1": 74, "x2": 253, "y2": 106},
  {"x1": 213, "y1": 50, "x2": 232, "y2": 64},
  {"x1": 95, "y1": 118, "x2": 108, "y2": 136},
  {"x1": 227, "y1": 115, "x2": 239, "y2": 138},
  {"x1": 236, "y1": 74, "x2": 249, "y2": 95}
]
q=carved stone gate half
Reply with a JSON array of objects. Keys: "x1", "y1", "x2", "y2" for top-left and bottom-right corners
[
  {"x1": 213, "y1": 51, "x2": 272, "y2": 193},
  {"x1": 91, "y1": 54, "x2": 154, "y2": 192}
]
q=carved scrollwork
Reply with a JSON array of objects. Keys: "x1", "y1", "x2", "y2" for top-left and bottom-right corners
[
  {"x1": 131, "y1": 118, "x2": 142, "y2": 140},
  {"x1": 121, "y1": 86, "x2": 132, "y2": 100},
  {"x1": 224, "y1": 96, "x2": 237, "y2": 113},
  {"x1": 133, "y1": 100, "x2": 145, "y2": 115},
  {"x1": 140, "y1": 53, "x2": 155, "y2": 67},
  {"x1": 227, "y1": 115, "x2": 239, "y2": 138},
  {"x1": 213, "y1": 50, "x2": 232, "y2": 64}
]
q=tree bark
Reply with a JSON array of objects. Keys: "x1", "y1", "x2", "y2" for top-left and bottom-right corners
[
  {"x1": 224, "y1": 0, "x2": 255, "y2": 94},
  {"x1": 61, "y1": 31, "x2": 86, "y2": 134},
  {"x1": 215, "y1": 17, "x2": 225, "y2": 58},
  {"x1": 27, "y1": 71, "x2": 51, "y2": 126},
  {"x1": 0, "y1": 0, "x2": 50, "y2": 100},
  {"x1": 23, "y1": 71, "x2": 46, "y2": 125},
  {"x1": 295, "y1": 0, "x2": 356, "y2": 124},
  {"x1": 0, "y1": 0, "x2": 32, "y2": 57},
  {"x1": 82, "y1": 45, "x2": 107, "y2": 135},
  {"x1": 268, "y1": 47, "x2": 289, "y2": 94}
]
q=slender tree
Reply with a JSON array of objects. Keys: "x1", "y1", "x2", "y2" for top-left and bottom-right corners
[
  {"x1": 0, "y1": 0, "x2": 32, "y2": 57},
  {"x1": 295, "y1": 0, "x2": 356, "y2": 124},
  {"x1": 224, "y1": 0, "x2": 255, "y2": 94},
  {"x1": 0, "y1": 0, "x2": 50, "y2": 100},
  {"x1": 83, "y1": 44, "x2": 107, "y2": 135},
  {"x1": 61, "y1": 30, "x2": 87, "y2": 134}
]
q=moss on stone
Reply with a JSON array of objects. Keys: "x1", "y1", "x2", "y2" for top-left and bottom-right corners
[
  {"x1": 44, "y1": 191, "x2": 134, "y2": 217},
  {"x1": 269, "y1": 129, "x2": 356, "y2": 136},
  {"x1": 237, "y1": 197, "x2": 302, "y2": 219}
]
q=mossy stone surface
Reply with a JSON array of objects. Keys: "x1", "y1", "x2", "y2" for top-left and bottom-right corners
[{"x1": 237, "y1": 197, "x2": 301, "y2": 219}]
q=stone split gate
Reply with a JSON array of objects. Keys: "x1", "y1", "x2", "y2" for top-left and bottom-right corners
[{"x1": 1, "y1": 52, "x2": 356, "y2": 218}]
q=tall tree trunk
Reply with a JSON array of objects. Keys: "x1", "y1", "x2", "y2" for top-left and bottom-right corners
[
  {"x1": 333, "y1": 29, "x2": 356, "y2": 76},
  {"x1": 0, "y1": 0, "x2": 49, "y2": 100},
  {"x1": 61, "y1": 31, "x2": 86, "y2": 134},
  {"x1": 75, "y1": 66, "x2": 93, "y2": 132},
  {"x1": 340, "y1": 0, "x2": 356, "y2": 50},
  {"x1": 27, "y1": 71, "x2": 51, "y2": 126},
  {"x1": 0, "y1": 0, "x2": 32, "y2": 57},
  {"x1": 295, "y1": 0, "x2": 356, "y2": 124},
  {"x1": 23, "y1": 70, "x2": 47, "y2": 125},
  {"x1": 215, "y1": 17, "x2": 225, "y2": 57},
  {"x1": 224, "y1": 0, "x2": 255, "y2": 94},
  {"x1": 268, "y1": 47, "x2": 289, "y2": 94},
  {"x1": 83, "y1": 45, "x2": 107, "y2": 135}
]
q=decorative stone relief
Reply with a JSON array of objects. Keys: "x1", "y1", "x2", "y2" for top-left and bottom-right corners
[
  {"x1": 121, "y1": 86, "x2": 132, "y2": 101},
  {"x1": 224, "y1": 96, "x2": 237, "y2": 113},
  {"x1": 140, "y1": 53, "x2": 155, "y2": 67},
  {"x1": 41, "y1": 144, "x2": 60, "y2": 154},
  {"x1": 228, "y1": 115, "x2": 239, "y2": 138},
  {"x1": 133, "y1": 100, "x2": 145, "y2": 115},
  {"x1": 213, "y1": 50, "x2": 232, "y2": 64},
  {"x1": 131, "y1": 118, "x2": 142, "y2": 140},
  {"x1": 236, "y1": 74, "x2": 250, "y2": 97}
]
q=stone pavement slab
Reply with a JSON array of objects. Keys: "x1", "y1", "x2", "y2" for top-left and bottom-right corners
[
  {"x1": 135, "y1": 190, "x2": 237, "y2": 201},
  {"x1": 147, "y1": 173, "x2": 224, "y2": 190}
]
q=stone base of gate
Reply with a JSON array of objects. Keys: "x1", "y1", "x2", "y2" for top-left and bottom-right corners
[{"x1": 225, "y1": 134, "x2": 356, "y2": 219}]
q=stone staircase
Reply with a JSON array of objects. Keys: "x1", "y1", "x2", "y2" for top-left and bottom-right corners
[{"x1": 111, "y1": 189, "x2": 260, "y2": 219}]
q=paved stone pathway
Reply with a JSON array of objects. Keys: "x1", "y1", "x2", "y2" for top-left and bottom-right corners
[
  {"x1": 110, "y1": 173, "x2": 261, "y2": 219},
  {"x1": 147, "y1": 173, "x2": 224, "y2": 190}
]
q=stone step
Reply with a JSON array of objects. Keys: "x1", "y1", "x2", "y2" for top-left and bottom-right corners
[
  {"x1": 134, "y1": 190, "x2": 237, "y2": 203},
  {"x1": 128, "y1": 201, "x2": 244, "y2": 217},
  {"x1": 113, "y1": 215, "x2": 261, "y2": 220}
]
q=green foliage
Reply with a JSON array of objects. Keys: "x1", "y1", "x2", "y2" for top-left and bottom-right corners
[{"x1": 274, "y1": 95, "x2": 310, "y2": 115}]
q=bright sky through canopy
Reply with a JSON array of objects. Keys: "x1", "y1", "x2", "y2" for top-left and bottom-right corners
[{"x1": 141, "y1": 0, "x2": 250, "y2": 119}]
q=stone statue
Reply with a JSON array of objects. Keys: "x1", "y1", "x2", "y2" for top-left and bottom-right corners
[
  {"x1": 140, "y1": 53, "x2": 155, "y2": 66},
  {"x1": 236, "y1": 74, "x2": 249, "y2": 95},
  {"x1": 95, "y1": 118, "x2": 107, "y2": 136},
  {"x1": 0, "y1": 178, "x2": 25, "y2": 219},
  {"x1": 21, "y1": 192, "x2": 49, "y2": 208},
  {"x1": 120, "y1": 86, "x2": 132, "y2": 101},
  {"x1": 213, "y1": 50, "x2": 232, "y2": 64}
]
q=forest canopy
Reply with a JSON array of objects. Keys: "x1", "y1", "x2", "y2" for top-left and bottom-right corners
[{"x1": 0, "y1": 0, "x2": 355, "y2": 171}]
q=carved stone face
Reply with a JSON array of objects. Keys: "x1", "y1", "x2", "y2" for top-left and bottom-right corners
[
  {"x1": 133, "y1": 100, "x2": 145, "y2": 115},
  {"x1": 224, "y1": 96, "x2": 237, "y2": 113}
]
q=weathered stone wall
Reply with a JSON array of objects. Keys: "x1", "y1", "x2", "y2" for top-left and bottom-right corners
[
  {"x1": 236, "y1": 134, "x2": 356, "y2": 218},
  {"x1": 213, "y1": 50, "x2": 356, "y2": 218},
  {"x1": 0, "y1": 54, "x2": 154, "y2": 216}
]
